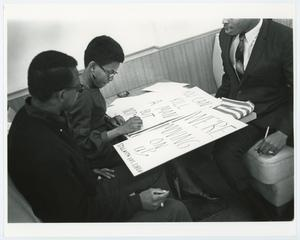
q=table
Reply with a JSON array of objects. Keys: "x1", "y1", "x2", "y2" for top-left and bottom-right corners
[
  {"x1": 106, "y1": 82, "x2": 256, "y2": 124},
  {"x1": 108, "y1": 81, "x2": 256, "y2": 176}
]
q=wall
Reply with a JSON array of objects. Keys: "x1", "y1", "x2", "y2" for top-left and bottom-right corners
[
  {"x1": 6, "y1": 4, "x2": 225, "y2": 94},
  {"x1": 102, "y1": 29, "x2": 219, "y2": 98},
  {"x1": 6, "y1": 3, "x2": 293, "y2": 95},
  {"x1": 8, "y1": 29, "x2": 219, "y2": 111},
  {"x1": 7, "y1": 18, "x2": 293, "y2": 112}
]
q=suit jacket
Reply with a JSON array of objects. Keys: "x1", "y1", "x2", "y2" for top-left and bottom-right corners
[{"x1": 216, "y1": 19, "x2": 293, "y2": 139}]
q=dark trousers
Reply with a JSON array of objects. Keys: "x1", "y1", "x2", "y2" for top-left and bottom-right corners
[
  {"x1": 213, "y1": 124, "x2": 264, "y2": 191},
  {"x1": 90, "y1": 147, "x2": 123, "y2": 169},
  {"x1": 170, "y1": 145, "x2": 215, "y2": 196},
  {"x1": 112, "y1": 165, "x2": 171, "y2": 195},
  {"x1": 100, "y1": 164, "x2": 191, "y2": 222},
  {"x1": 128, "y1": 198, "x2": 192, "y2": 222}
]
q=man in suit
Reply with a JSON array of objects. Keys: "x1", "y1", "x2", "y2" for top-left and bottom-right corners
[{"x1": 213, "y1": 19, "x2": 293, "y2": 218}]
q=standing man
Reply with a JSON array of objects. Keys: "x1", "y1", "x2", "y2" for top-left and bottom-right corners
[
  {"x1": 8, "y1": 50, "x2": 191, "y2": 222},
  {"x1": 214, "y1": 19, "x2": 293, "y2": 217}
]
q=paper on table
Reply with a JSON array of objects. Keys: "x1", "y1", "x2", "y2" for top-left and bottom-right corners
[
  {"x1": 107, "y1": 92, "x2": 168, "y2": 117},
  {"x1": 109, "y1": 81, "x2": 187, "y2": 107},
  {"x1": 180, "y1": 87, "x2": 221, "y2": 108},
  {"x1": 114, "y1": 108, "x2": 247, "y2": 176},
  {"x1": 107, "y1": 97, "x2": 197, "y2": 132},
  {"x1": 142, "y1": 82, "x2": 189, "y2": 92},
  {"x1": 109, "y1": 92, "x2": 169, "y2": 108},
  {"x1": 107, "y1": 87, "x2": 221, "y2": 132},
  {"x1": 109, "y1": 84, "x2": 220, "y2": 110}
]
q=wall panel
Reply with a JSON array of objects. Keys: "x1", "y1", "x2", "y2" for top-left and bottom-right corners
[{"x1": 99, "y1": 29, "x2": 220, "y2": 100}]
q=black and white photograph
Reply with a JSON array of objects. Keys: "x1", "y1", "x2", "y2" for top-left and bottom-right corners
[{"x1": 3, "y1": 1, "x2": 298, "y2": 239}]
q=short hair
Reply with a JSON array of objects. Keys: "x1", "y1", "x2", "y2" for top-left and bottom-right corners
[
  {"x1": 84, "y1": 36, "x2": 125, "y2": 67},
  {"x1": 28, "y1": 50, "x2": 78, "y2": 102}
]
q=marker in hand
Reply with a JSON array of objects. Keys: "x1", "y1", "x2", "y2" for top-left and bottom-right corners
[
  {"x1": 153, "y1": 190, "x2": 168, "y2": 208},
  {"x1": 264, "y1": 126, "x2": 270, "y2": 140},
  {"x1": 153, "y1": 190, "x2": 168, "y2": 195},
  {"x1": 256, "y1": 126, "x2": 270, "y2": 154}
]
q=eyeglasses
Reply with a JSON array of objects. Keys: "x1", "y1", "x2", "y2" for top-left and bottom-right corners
[
  {"x1": 64, "y1": 84, "x2": 85, "y2": 93},
  {"x1": 99, "y1": 65, "x2": 118, "y2": 77}
]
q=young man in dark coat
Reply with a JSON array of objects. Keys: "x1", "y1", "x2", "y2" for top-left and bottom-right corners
[{"x1": 8, "y1": 50, "x2": 191, "y2": 222}]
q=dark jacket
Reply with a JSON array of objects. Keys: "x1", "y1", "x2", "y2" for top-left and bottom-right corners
[
  {"x1": 216, "y1": 19, "x2": 293, "y2": 139},
  {"x1": 67, "y1": 88, "x2": 119, "y2": 168},
  {"x1": 8, "y1": 98, "x2": 141, "y2": 222}
]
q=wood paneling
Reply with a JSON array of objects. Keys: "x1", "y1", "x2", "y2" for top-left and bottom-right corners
[
  {"x1": 8, "y1": 95, "x2": 28, "y2": 112},
  {"x1": 100, "y1": 29, "x2": 219, "y2": 99}
]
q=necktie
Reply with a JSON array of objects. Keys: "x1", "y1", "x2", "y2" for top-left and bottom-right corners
[{"x1": 235, "y1": 32, "x2": 246, "y2": 80}]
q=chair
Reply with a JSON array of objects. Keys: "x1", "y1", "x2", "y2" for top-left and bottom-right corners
[
  {"x1": 7, "y1": 107, "x2": 41, "y2": 222},
  {"x1": 212, "y1": 33, "x2": 294, "y2": 207},
  {"x1": 8, "y1": 175, "x2": 40, "y2": 223}
]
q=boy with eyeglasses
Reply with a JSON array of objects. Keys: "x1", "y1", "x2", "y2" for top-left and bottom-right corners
[
  {"x1": 68, "y1": 35, "x2": 220, "y2": 208},
  {"x1": 68, "y1": 36, "x2": 143, "y2": 171}
]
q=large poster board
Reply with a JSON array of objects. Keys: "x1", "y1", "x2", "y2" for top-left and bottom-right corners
[
  {"x1": 114, "y1": 109, "x2": 247, "y2": 176},
  {"x1": 107, "y1": 86, "x2": 221, "y2": 132}
]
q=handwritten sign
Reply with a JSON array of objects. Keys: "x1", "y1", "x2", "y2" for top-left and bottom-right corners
[
  {"x1": 107, "y1": 87, "x2": 221, "y2": 132},
  {"x1": 114, "y1": 109, "x2": 247, "y2": 176}
]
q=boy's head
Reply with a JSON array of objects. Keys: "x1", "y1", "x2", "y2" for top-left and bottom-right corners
[{"x1": 84, "y1": 36, "x2": 124, "y2": 88}]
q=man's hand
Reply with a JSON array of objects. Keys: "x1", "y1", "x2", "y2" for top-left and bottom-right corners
[
  {"x1": 118, "y1": 116, "x2": 143, "y2": 135},
  {"x1": 108, "y1": 115, "x2": 125, "y2": 127},
  {"x1": 255, "y1": 131, "x2": 288, "y2": 155},
  {"x1": 93, "y1": 168, "x2": 115, "y2": 179},
  {"x1": 113, "y1": 115, "x2": 125, "y2": 126},
  {"x1": 139, "y1": 188, "x2": 169, "y2": 211}
]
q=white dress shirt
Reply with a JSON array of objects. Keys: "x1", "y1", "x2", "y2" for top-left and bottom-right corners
[{"x1": 230, "y1": 19, "x2": 263, "y2": 71}]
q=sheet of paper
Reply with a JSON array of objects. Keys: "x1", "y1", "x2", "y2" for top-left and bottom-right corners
[
  {"x1": 114, "y1": 109, "x2": 247, "y2": 176},
  {"x1": 107, "y1": 87, "x2": 221, "y2": 130},
  {"x1": 142, "y1": 81, "x2": 189, "y2": 92},
  {"x1": 109, "y1": 92, "x2": 167, "y2": 108},
  {"x1": 107, "y1": 98, "x2": 193, "y2": 133},
  {"x1": 109, "y1": 95, "x2": 142, "y2": 107},
  {"x1": 176, "y1": 87, "x2": 221, "y2": 109},
  {"x1": 107, "y1": 87, "x2": 221, "y2": 132},
  {"x1": 106, "y1": 92, "x2": 169, "y2": 117}
]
